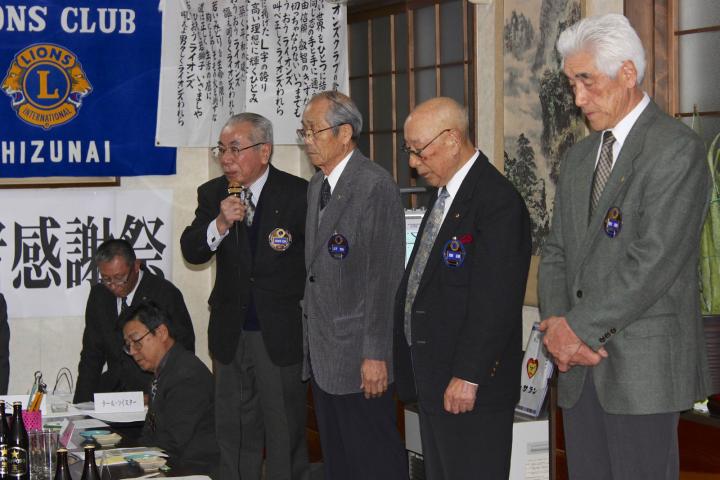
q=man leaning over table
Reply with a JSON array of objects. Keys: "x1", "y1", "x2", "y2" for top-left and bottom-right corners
[{"x1": 122, "y1": 301, "x2": 218, "y2": 476}]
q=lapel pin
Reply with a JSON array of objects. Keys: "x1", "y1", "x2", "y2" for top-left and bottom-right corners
[{"x1": 603, "y1": 207, "x2": 622, "y2": 238}]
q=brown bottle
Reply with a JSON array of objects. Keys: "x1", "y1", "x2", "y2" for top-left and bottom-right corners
[
  {"x1": 8, "y1": 402, "x2": 28, "y2": 480},
  {"x1": 0, "y1": 400, "x2": 8, "y2": 479},
  {"x1": 53, "y1": 448, "x2": 73, "y2": 480},
  {"x1": 80, "y1": 445, "x2": 100, "y2": 480}
]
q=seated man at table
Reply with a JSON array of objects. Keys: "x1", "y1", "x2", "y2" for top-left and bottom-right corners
[{"x1": 122, "y1": 301, "x2": 218, "y2": 475}]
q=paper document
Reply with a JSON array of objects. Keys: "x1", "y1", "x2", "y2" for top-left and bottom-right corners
[
  {"x1": 73, "y1": 419, "x2": 109, "y2": 429},
  {"x1": 100, "y1": 447, "x2": 166, "y2": 466},
  {"x1": 89, "y1": 409, "x2": 146, "y2": 423}
]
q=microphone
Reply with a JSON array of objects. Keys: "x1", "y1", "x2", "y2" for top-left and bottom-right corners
[
  {"x1": 227, "y1": 182, "x2": 246, "y2": 245},
  {"x1": 227, "y1": 182, "x2": 244, "y2": 198}
]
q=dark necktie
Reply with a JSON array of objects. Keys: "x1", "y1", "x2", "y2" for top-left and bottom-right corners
[
  {"x1": 590, "y1": 130, "x2": 616, "y2": 218},
  {"x1": 320, "y1": 178, "x2": 331, "y2": 210},
  {"x1": 404, "y1": 187, "x2": 450, "y2": 344},
  {"x1": 244, "y1": 190, "x2": 256, "y2": 226},
  {"x1": 120, "y1": 297, "x2": 129, "y2": 315}
]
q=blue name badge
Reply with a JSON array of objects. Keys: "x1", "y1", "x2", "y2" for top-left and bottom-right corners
[
  {"x1": 603, "y1": 207, "x2": 622, "y2": 238},
  {"x1": 327, "y1": 233, "x2": 349, "y2": 259},
  {"x1": 442, "y1": 237, "x2": 466, "y2": 267}
]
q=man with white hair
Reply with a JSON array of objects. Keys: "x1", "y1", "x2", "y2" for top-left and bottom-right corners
[{"x1": 539, "y1": 13, "x2": 711, "y2": 479}]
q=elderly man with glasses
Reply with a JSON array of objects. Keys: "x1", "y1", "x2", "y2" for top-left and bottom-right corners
[
  {"x1": 122, "y1": 301, "x2": 218, "y2": 476},
  {"x1": 74, "y1": 238, "x2": 195, "y2": 403},
  {"x1": 300, "y1": 90, "x2": 408, "y2": 480},
  {"x1": 395, "y1": 97, "x2": 531, "y2": 479},
  {"x1": 181, "y1": 112, "x2": 309, "y2": 480}
]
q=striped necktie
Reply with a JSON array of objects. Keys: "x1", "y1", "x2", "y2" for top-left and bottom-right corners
[{"x1": 590, "y1": 130, "x2": 616, "y2": 219}]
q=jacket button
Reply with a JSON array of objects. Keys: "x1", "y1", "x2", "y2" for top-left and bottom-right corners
[
  {"x1": 576, "y1": 290, "x2": 583, "y2": 298},
  {"x1": 309, "y1": 276, "x2": 315, "y2": 282},
  {"x1": 249, "y1": 277, "x2": 255, "y2": 283},
  {"x1": 599, "y1": 337, "x2": 605, "y2": 343}
]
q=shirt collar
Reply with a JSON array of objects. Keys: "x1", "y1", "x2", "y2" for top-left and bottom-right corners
[
  {"x1": 325, "y1": 150, "x2": 354, "y2": 192},
  {"x1": 247, "y1": 165, "x2": 270, "y2": 201},
  {"x1": 119, "y1": 269, "x2": 143, "y2": 309},
  {"x1": 607, "y1": 92, "x2": 650, "y2": 150},
  {"x1": 442, "y1": 150, "x2": 479, "y2": 199}
]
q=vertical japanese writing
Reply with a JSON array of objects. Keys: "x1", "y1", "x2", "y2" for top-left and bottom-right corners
[
  {"x1": 177, "y1": 10, "x2": 189, "y2": 126},
  {"x1": 162, "y1": 0, "x2": 347, "y2": 145},
  {"x1": 331, "y1": 4, "x2": 342, "y2": 90},
  {"x1": 248, "y1": 1, "x2": 262, "y2": 104}
]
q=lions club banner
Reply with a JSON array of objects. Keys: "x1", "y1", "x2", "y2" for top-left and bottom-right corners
[{"x1": 0, "y1": 1, "x2": 175, "y2": 177}]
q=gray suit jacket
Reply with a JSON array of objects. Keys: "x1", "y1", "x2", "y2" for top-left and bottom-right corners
[
  {"x1": 302, "y1": 150, "x2": 405, "y2": 395},
  {"x1": 539, "y1": 100, "x2": 712, "y2": 414}
]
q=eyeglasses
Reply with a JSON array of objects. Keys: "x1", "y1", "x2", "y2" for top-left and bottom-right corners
[
  {"x1": 123, "y1": 327, "x2": 157, "y2": 355},
  {"x1": 99, "y1": 273, "x2": 131, "y2": 287},
  {"x1": 296, "y1": 124, "x2": 346, "y2": 141},
  {"x1": 401, "y1": 129, "x2": 451, "y2": 159},
  {"x1": 212, "y1": 142, "x2": 266, "y2": 160}
]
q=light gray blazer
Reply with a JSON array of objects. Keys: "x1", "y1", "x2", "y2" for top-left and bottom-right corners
[
  {"x1": 302, "y1": 150, "x2": 406, "y2": 395},
  {"x1": 539, "y1": 100, "x2": 712, "y2": 414}
]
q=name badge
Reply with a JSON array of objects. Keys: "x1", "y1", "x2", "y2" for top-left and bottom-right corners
[
  {"x1": 327, "y1": 233, "x2": 349, "y2": 259},
  {"x1": 603, "y1": 207, "x2": 622, "y2": 238},
  {"x1": 268, "y1": 227, "x2": 292, "y2": 251},
  {"x1": 442, "y1": 236, "x2": 466, "y2": 267}
]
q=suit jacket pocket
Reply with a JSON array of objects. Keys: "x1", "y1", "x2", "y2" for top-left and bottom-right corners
[{"x1": 622, "y1": 314, "x2": 678, "y2": 338}]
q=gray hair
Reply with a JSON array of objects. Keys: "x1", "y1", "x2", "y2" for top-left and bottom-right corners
[
  {"x1": 308, "y1": 90, "x2": 363, "y2": 139},
  {"x1": 557, "y1": 13, "x2": 646, "y2": 85},
  {"x1": 224, "y1": 112, "x2": 274, "y2": 145}
]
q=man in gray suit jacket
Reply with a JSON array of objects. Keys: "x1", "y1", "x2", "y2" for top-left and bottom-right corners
[
  {"x1": 300, "y1": 91, "x2": 408, "y2": 480},
  {"x1": 539, "y1": 14, "x2": 711, "y2": 479}
]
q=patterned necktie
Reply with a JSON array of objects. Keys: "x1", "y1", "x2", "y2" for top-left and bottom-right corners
[
  {"x1": 320, "y1": 178, "x2": 331, "y2": 210},
  {"x1": 244, "y1": 190, "x2": 255, "y2": 226},
  {"x1": 590, "y1": 130, "x2": 616, "y2": 218},
  {"x1": 404, "y1": 187, "x2": 450, "y2": 344}
]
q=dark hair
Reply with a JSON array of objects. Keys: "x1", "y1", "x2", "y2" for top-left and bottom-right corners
[
  {"x1": 94, "y1": 239, "x2": 136, "y2": 266},
  {"x1": 123, "y1": 300, "x2": 175, "y2": 338}
]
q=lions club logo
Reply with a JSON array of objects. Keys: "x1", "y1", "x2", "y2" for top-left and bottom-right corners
[{"x1": 2, "y1": 43, "x2": 92, "y2": 130}]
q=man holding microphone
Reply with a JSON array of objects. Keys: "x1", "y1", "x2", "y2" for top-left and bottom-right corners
[{"x1": 181, "y1": 113, "x2": 309, "y2": 480}]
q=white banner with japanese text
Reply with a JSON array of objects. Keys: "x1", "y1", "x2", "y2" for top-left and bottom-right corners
[
  {"x1": 0, "y1": 189, "x2": 173, "y2": 318},
  {"x1": 156, "y1": 0, "x2": 348, "y2": 146}
]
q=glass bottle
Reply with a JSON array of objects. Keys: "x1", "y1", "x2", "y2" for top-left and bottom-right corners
[
  {"x1": 0, "y1": 400, "x2": 8, "y2": 480},
  {"x1": 80, "y1": 445, "x2": 100, "y2": 480},
  {"x1": 53, "y1": 448, "x2": 73, "y2": 480},
  {"x1": 8, "y1": 402, "x2": 28, "y2": 480}
]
